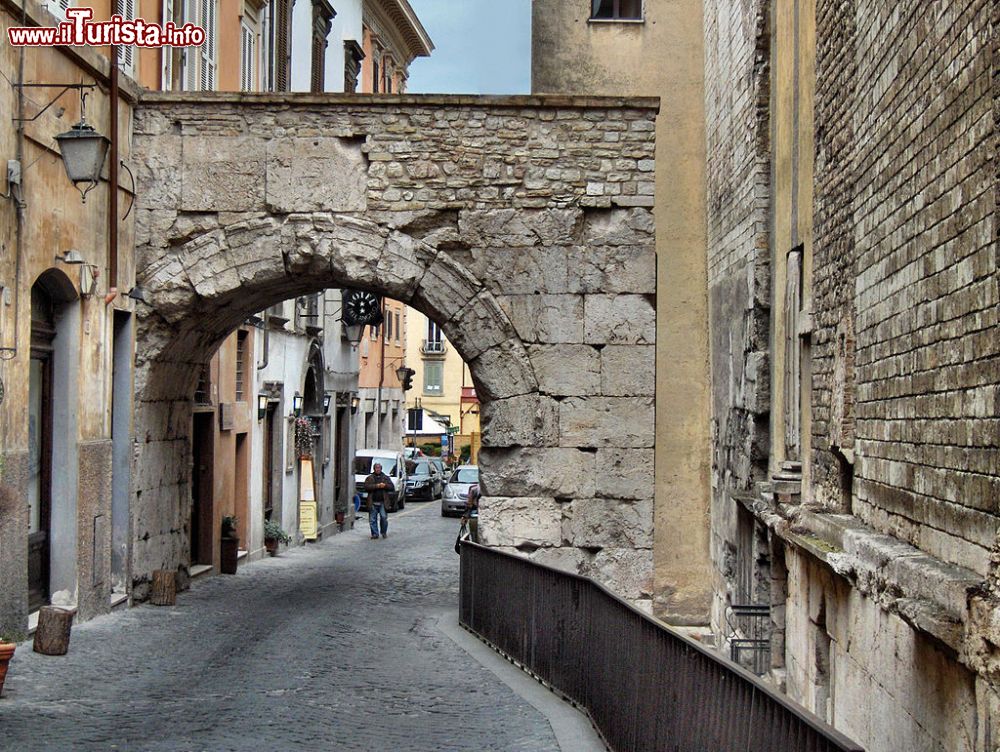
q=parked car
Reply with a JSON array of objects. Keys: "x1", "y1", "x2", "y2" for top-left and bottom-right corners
[
  {"x1": 403, "y1": 446, "x2": 424, "y2": 460},
  {"x1": 353, "y1": 449, "x2": 407, "y2": 512},
  {"x1": 441, "y1": 464, "x2": 479, "y2": 516},
  {"x1": 404, "y1": 459, "x2": 445, "y2": 501}
]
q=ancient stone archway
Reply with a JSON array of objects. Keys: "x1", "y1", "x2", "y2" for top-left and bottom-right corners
[{"x1": 132, "y1": 93, "x2": 658, "y2": 606}]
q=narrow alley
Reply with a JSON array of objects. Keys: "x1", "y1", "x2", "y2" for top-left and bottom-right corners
[{"x1": 0, "y1": 505, "x2": 598, "y2": 752}]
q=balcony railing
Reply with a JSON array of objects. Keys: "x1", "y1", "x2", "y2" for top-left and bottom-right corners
[
  {"x1": 459, "y1": 542, "x2": 863, "y2": 752},
  {"x1": 421, "y1": 338, "x2": 447, "y2": 356}
]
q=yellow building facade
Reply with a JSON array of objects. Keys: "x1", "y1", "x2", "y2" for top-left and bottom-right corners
[{"x1": 403, "y1": 307, "x2": 479, "y2": 459}]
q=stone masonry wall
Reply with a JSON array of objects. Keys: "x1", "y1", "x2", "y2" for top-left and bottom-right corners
[
  {"x1": 815, "y1": 0, "x2": 998, "y2": 577},
  {"x1": 703, "y1": 0, "x2": 772, "y2": 633},
  {"x1": 132, "y1": 94, "x2": 660, "y2": 608}
]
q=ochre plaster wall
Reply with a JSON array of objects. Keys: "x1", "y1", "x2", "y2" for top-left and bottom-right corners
[{"x1": 532, "y1": 0, "x2": 712, "y2": 624}]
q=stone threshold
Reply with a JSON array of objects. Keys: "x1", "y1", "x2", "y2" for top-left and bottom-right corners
[{"x1": 734, "y1": 491, "x2": 981, "y2": 653}]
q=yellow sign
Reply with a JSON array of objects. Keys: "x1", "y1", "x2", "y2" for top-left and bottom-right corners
[
  {"x1": 299, "y1": 501, "x2": 318, "y2": 541},
  {"x1": 299, "y1": 457, "x2": 318, "y2": 540}
]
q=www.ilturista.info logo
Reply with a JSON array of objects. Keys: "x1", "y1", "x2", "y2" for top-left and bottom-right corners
[{"x1": 7, "y1": 7, "x2": 205, "y2": 48}]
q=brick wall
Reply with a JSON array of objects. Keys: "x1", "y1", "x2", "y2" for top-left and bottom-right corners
[{"x1": 813, "y1": 0, "x2": 998, "y2": 576}]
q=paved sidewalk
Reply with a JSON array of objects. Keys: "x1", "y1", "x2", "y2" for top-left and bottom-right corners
[{"x1": 0, "y1": 503, "x2": 587, "y2": 751}]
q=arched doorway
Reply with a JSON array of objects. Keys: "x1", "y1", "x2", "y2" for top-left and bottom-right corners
[{"x1": 28, "y1": 270, "x2": 80, "y2": 612}]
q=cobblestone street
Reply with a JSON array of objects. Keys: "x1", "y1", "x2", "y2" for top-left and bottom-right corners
[{"x1": 0, "y1": 504, "x2": 581, "y2": 751}]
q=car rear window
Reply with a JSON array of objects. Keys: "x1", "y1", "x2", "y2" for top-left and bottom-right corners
[
  {"x1": 413, "y1": 463, "x2": 431, "y2": 476},
  {"x1": 354, "y1": 457, "x2": 398, "y2": 475},
  {"x1": 451, "y1": 468, "x2": 479, "y2": 483}
]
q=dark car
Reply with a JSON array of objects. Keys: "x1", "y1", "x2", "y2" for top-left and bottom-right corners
[{"x1": 404, "y1": 459, "x2": 445, "y2": 501}]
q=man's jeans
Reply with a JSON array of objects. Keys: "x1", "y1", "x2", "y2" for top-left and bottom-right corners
[{"x1": 369, "y1": 503, "x2": 388, "y2": 538}]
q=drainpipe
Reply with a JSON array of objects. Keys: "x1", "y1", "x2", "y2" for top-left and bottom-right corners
[{"x1": 108, "y1": 47, "x2": 119, "y2": 290}]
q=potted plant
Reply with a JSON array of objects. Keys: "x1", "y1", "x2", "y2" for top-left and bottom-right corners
[
  {"x1": 263, "y1": 519, "x2": 291, "y2": 557},
  {"x1": 220, "y1": 514, "x2": 239, "y2": 575},
  {"x1": 0, "y1": 630, "x2": 24, "y2": 698}
]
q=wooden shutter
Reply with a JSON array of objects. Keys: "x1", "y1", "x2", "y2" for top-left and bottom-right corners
[
  {"x1": 161, "y1": 0, "x2": 175, "y2": 89},
  {"x1": 274, "y1": 0, "x2": 290, "y2": 91},
  {"x1": 182, "y1": 0, "x2": 197, "y2": 90},
  {"x1": 199, "y1": 0, "x2": 218, "y2": 91},
  {"x1": 241, "y1": 23, "x2": 255, "y2": 91},
  {"x1": 115, "y1": 0, "x2": 136, "y2": 75}
]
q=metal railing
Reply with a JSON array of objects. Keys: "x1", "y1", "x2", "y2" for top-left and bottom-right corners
[
  {"x1": 459, "y1": 543, "x2": 863, "y2": 752},
  {"x1": 421, "y1": 338, "x2": 447, "y2": 355}
]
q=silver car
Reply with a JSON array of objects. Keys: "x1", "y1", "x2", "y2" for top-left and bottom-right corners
[{"x1": 441, "y1": 465, "x2": 479, "y2": 516}]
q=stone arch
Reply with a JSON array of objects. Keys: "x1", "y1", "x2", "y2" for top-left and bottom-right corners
[{"x1": 132, "y1": 95, "x2": 659, "y2": 607}]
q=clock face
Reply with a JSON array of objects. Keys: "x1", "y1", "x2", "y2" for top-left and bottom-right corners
[{"x1": 343, "y1": 290, "x2": 383, "y2": 326}]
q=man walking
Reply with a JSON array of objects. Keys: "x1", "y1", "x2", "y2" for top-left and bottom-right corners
[{"x1": 364, "y1": 462, "x2": 393, "y2": 539}]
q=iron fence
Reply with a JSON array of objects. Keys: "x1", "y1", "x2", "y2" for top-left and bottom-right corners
[{"x1": 459, "y1": 542, "x2": 863, "y2": 752}]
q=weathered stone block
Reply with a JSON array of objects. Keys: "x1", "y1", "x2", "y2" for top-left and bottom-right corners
[
  {"x1": 478, "y1": 447, "x2": 597, "y2": 498},
  {"x1": 581, "y1": 208, "x2": 655, "y2": 247},
  {"x1": 180, "y1": 135, "x2": 267, "y2": 212},
  {"x1": 595, "y1": 449, "x2": 654, "y2": 500},
  {"x1": 583, "y1": 547, "x2": 654, "y2": 601},
  {"x1": 478, "y1": 497, "x2": 562, "y2": 547},
  {"x1": 264, "y1": 137, "x2": 367, "y2": 213},
  {"x1": 559, "y1": 397, "x2": 655, "y2": 448},
  {"x1": 584, "y1": 295, "x2": 655, "y2": 345},
  {"x1": 562, "y1": 498, "x2": 654, "y2": 549},
  {"x1": 480, "y1": 394, "x2": 560, "y2": 447},
  {"x1": 458, "y1": 208, "x2": 583, "y2": 247},
  {"x1": 468, "y1": 339, "x2": 537, "y2": 401},
  {"x1": 527, "y1": 344, "x2": 601, "y2": 396},
  {"x1": 601, "y1": 345, "x2": 655, "y2": 396},
  {"x1": 445, "y1": 293, "x2": 519, "y2": 361},
  {"x1": 412, "y1": 250, "x2": 484, "y2": 327},
  {"x1": 497, "y1": 294, "x2": 584, "y2": 344}
]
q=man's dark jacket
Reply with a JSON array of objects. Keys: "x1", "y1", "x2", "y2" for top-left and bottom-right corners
[{"x1": 364, "y1": 471, "x2": 394, "y2": 506}]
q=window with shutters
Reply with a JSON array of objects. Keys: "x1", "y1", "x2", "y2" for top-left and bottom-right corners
[
  {"x1": 241, "y1": 22, "x2": 256, "y2": 92},
  {"x1": 116, "y1": 0, "x2": 137, "y2": 76},
  {"x1": 199, "y1": 0, "x2": 218, "y2": 91}
]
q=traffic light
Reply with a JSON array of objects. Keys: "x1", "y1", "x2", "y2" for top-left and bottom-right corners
[{"x1": 400, "y1": 367, "x2": 415, "y2": 391}]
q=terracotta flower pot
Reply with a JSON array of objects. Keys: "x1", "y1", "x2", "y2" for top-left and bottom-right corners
[
  {"x1": 0, "y1": 642, "x2": 15, "y2": 697},
  {"x1": 264, "y1": 537, "x2": 279, "y2": 557}
]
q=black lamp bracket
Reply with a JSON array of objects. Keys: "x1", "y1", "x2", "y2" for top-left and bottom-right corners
[{"x1": 13, "y1": 82, "x2": 97, "y2": 124}]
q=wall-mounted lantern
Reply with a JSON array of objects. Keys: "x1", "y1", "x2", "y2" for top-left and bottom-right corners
[
  {"x1": 292, "y1": 393, "x2": 304, "y2": 416},
  {"x1": 257, "y1": 394, "x2": 269, "y2": 421},
  {"x1": 323, "y1": 393, "x2": 332, "y2": 414},
  {"x1": 54, "y1": 120, "x2": 110, "y2": 203},
  {"x1": 350, "y1": 394, "x2": 360, "y2": 413}
]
